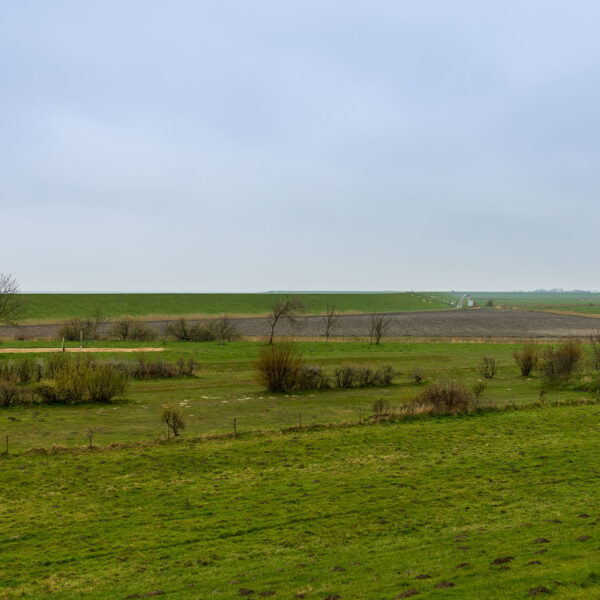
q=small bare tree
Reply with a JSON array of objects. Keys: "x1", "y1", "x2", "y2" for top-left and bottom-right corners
[
  {"x1": 369, "y1": 314, "x2": 390, "y2": 344},
  {"x1": 0, "y1": 274, "x2": 23, "y2": 326},
  {"x1": 267, "y1": 297, "x2": 304, "y2": 344},
  {"x1": 321, "y1": 304, "x2": 341, "y2": 343}
]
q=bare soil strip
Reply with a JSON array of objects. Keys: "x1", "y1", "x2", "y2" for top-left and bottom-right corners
[
  {"x1": 2, "y1": 309, "x2": 600, "y2": 340},
  {"x1": 0, "y1": 347, "x2": 165, "y2": 354}
]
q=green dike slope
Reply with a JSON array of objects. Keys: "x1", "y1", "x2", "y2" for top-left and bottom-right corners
[
  {"x1": 2, "y1": 404, "x2": 600, "y2": 599},
  {"x1": 18, "y1": 292, "x2": 453, "y2": 322}
]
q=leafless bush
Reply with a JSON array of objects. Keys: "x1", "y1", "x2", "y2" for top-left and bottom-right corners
[
  {"x1": 215, "y1": 315, "x2": 241, "y2": 343},
  {"x1": 334, "y1": 365, "x2": 394, "y2": 388},
  {"x1": 512, "y1": 344, "x2": 538, "y2": 376},
  {"x1": 161, "y1": 403, "x2": 185, "y2": 438},
  {"x1": 255, "y1": 342, "x2": 303, "y2": 393},
  {"x1": 415, "y1": 380, "x2": 473, "y2": 415},
  {"x1": 335, "y1": 365, "x2": 355, "y2": 388},
  {"x1": 480, "y1": 357, "x2": 497, "y2": 379},
  {"x1": 0, "y1": 381, "x2": 20, "y2": 407},
  {"x1": 296, "y1": 365, "x2": 331, "y2": 390},
  {"x1": 109, "y1": 318, "x2": 157, "y2": 341},
  {"x1": 165, "y1": 318, "x2": 222, "y2": 342},
  {"x1": 372, "y1": 397, "x2": 391, "y2": 416},
  {"x1": 539, "y1": 339, "x2": 583, "y2": 383},
  {"x1": 412, "y1": 368, "x2": 423, "y2": 384},
  {"x1": 472, "y1": 380, "x2": 487, "y2": 403},
  {"x1": 369, "y1": 314, "x2": 390, "y2": 344}
]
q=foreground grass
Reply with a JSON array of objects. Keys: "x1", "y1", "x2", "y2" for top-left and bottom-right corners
[
  {"x1": 2, "y1": 404, "x2": 600, "y2": 599},
  {"x1": 16, "y1": 292, "x2": 453, "y2": 322}
]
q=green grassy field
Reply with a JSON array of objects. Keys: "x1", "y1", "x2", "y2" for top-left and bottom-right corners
[
  {"x1": 16, "y1": 293, "x2": 453, "y2": 322},
  {"x1": 1, "y1": 340, "x2": 599, "y2": 599},
  {"x1": 469, "y1": 291, "x2": 600, "y2": 316},
  {"x1": 3, "y1": 404, "x2": 600, "y2": 599},
  {"x1": 0, "y1": 340, "x2": 591, "y2": 452}
]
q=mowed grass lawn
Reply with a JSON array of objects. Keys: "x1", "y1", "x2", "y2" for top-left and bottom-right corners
[
  {"x1": 3, "y1": 405, "x2": 600, "y2": 599},
  {"x1": 0, "y1": 340, "x2": 590, "y2": 452},
  {"x1": 16, "y1": 292, "x2": 453, "y2": 322}
]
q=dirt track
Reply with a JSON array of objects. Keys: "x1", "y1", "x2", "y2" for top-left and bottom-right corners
[{"x1": 2, "y1": 309, "x2": 600, "y2": 340}]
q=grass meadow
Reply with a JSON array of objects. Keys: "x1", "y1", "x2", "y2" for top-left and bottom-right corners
[{"x1": 2, "y1": 339, "x2": 600, "y2": 599}]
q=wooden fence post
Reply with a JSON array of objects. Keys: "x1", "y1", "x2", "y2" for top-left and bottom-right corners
[{"x1": 233, "y1": 418, "x2": 237, "y2": 435}]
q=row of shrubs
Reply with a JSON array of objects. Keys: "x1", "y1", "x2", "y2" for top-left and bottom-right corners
[
  {"x1": 0, "y1": 358, "x2": 129, "y2": 407},
  {"x1": 0, "y1": 355, "x2": 196, "y2": 384},
  {"x1": 255, "y1": 342, "x2": 394, "y2": 392},
  {"x1": 57, "y1": 316, "x2": 240, "y2": 342}
]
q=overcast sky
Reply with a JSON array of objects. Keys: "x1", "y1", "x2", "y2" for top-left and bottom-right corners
[{"x1": 2, "y1": 1, "x2": 599, "y2": 292}]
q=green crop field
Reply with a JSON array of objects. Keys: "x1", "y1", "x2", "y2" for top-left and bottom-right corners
[
  {"x1": 15, "y1": 292, "x2": 454, "y2": 322},
  {"x1": 469, "y1": 291, "x2": 600, "y2": 316},
  {"x1": 1, "y1": 340, "x2": 599, "y2": 599}
]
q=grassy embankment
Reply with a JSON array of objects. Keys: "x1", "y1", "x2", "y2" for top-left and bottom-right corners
[{"x1": 16, "y1": 292, "x2": 454, "y2": 322}]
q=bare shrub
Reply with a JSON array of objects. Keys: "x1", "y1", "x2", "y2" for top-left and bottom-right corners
[
  {"x1": 376, "y1": 366, "x2": 394, "y2": 385},
  {"x1": 472, "y1": 380, "x2": 487, "y2": 404},
  {"x1": 335, "y1": 365, "x2": 355, "y2": 388},
  {"x1": 372, "y1": 397, "x2": 391, "y2": 416},
  {"x1": 166, "y1": 318, "x2": 222, "y2": 342},
  {"x1": 161, "y1": 403, "x2": 185, "y2": 438},
  {"x1": 109, "y1": 318, "x2": 157, "y2": 341},
  {"x1": 357, "y1": 367, "x2": 376, "y2": 386},
  {"x1": 369, "y1": 314, "x2": 390, "y2": 344},
  {"x1": 255, "y1": 342, "x2": 303, "y2": 393},
  {"x1": 0, "y1": 381, "x2": 20, "y2": 407},
  {"x1": 513, "y1": 344, "x2": 538, "y2": 377},
  {"x1": 166, "y1": 318, "x2": 194, "y2": 341},
  {"x1": 539, "y1": 339, "x2": 583, "y2": 383},
  {"x1": 334, "y1": 364, "x2": 394, "y2": 388},
  {"x1": 131, "y1": 357, "x2": 178, "y2": 379},
  {"x1": 412, "y1": 368, "x2": 423, "y2": 384},
  {"x1": 176, "y1": 358, "x2": 196, "y2": 377},
  {"x1": 296, "y1": 365, "x2": 331, "y2": 390},
  {"x1": 58, "y1": 318, "x2": 95, "y2": 341},
  {"x1": 215, "y1": 314, "x2": 240, "y2": 343},
  {"x1": 480, "y1": 357, "x2": 497, "y2": 379},
  {"x1": 416, "y1": 380, "x2": 473, "y2": 415}
]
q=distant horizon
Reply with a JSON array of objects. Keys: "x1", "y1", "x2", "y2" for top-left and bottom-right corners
[{"x1": 17, "y1": 289, "x2": 600, "y2": 294}]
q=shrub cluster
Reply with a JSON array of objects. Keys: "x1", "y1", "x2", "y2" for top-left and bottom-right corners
[
  {"x1": 334, "y1": 365, "x2": 394, "y2": 388},
  {"x1": 165, "y1": 317, "x2": 240, "y2": 342},
  {"x1": 109, "y1": 318, "x2": 157, "y2": 341},
  {"x1": 411, "y1": 380, "x2": 474, "y2": 415},
  {"x1": 539, "y1": 339, "x2": 582, "y2": 383},
  {"x1": 513, "y1": 344, "x2": 538, "y2": 376},
  {"x1": 109, "y1": 357, "x2": 196, "y2": 379},
  {"x1": 34, "y1": 357, "x2": 129, "y2": 405},
  {"x1": 58, "y1": 315, "x2": 104, "y2": 341},
  {"x1": 255, "y1": 343, "x2": 395, "y2": 393}
]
